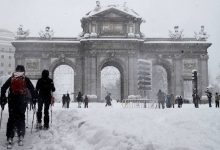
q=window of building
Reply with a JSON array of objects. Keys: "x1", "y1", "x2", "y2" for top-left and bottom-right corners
[
  {"x1": 9, "y1": 63, "x2": 11, "y2": 67},
  {"x1": 0, "y1": 71, "x2": 3, "y2": 74},
  {"x1": 9, "y1": 56, "x2": 12, "y2": 59},
  {"x1": 1, "y1": 62, "x2": 4, "y2": 66},
  {"x1": 8, "y1": 72, "x2": 11, "y2": 75},
  {"x1": 1, "y1": 55, "x2": 4, "y2": 59}
]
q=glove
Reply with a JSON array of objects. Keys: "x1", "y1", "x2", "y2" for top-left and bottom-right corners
[
  {"x1": 0, "y1": 96, "x2": 7, "y2": 110},
  {"x1": 51, "y1": 96, "x2": 55, "y2": 106}
]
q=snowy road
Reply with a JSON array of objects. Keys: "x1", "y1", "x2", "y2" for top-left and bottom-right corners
[{"x1": 0, "y1": 102, "x2": 220, "y2": 150}]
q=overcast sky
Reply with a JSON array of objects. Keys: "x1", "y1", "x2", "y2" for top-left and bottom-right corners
[{"x1": 0, "y1": 0, "x2": 219, "y2": 83}]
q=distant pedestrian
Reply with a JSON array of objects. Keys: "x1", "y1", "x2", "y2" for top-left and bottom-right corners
[
  {"x1": 84, "y1": 95, "x2": 89, "y2": 108},
  {"x1": 206, "y1": 89, "x2": 212, "y2": 107},
  {"x1": 177, "y1": 96, "x2": 183, "y2": 108},
  {"x1": 62, "y1": 94, "x2": 66, "y2": 108},
  {"x1": 76, "y1": 92, "x2": 83, "y2": 108},
  {"x1": 66, "y1": 93, "x2": 70, "y2": 108},
  {"x1": 170, "y1": 94, "x2": 175, "y2": 108},
  {"x1": 157, "y1": 89, "x2": 165, "y2": 109},
  {"x1": 166, "y1": 94, "x2": 171, "y2": 108},
  {"x1": 215, "y1": 93, "x2": 219, "y2": 108},
  {"x1": 105, "y1": 93, "x2": 112, "y2": 107}
]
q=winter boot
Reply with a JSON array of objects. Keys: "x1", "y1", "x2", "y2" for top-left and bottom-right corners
[
  {"x1": 43, "y1": 124, "x2": 49, "y2": 130},
  {"x1": 36, "y1": 122, "x2": 42, "y2": 130},
  {"x1": 18, "y1": 136, "x2": 23, "y2": 146},
  {"x1": 7, "y1": 138, "x2": 13, "y2": 149}
]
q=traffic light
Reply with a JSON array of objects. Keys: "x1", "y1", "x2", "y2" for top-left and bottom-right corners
[{"x1": 192, "y1": 70, "x2": 197, "y2": 81}]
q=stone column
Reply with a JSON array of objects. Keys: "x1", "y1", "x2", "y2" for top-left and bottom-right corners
[
  {"x1": 83, "y1": 54, "x2": 97, "y2": 98},
  {"x1": 84, "y1": 56, "x2": 90, "y2": 95},
  {"x1": 173, "y1": 54, "x2": 183, "y2": 96},
  {"x1": 90, "y1": 56, "x2": 97, "y2": 95},
  {"x1": 128, "y1": 53, "x2": 138, "y2": 96},
  {"x1": 199, "y1": 54, "x2": 209, "y2": 96},
  {"x1": 75, "y1": 57, "x2": 83, "y2": 95}
]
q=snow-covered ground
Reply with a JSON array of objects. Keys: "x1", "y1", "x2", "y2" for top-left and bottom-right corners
[{"x1": 0, "y1": 101, "x2": 220, "y2": 150}]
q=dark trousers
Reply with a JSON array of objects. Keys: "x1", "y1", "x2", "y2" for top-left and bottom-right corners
[
  {"x1": 216, "y1": 101, "x2": 219, "y2": 108},
  {"x1": 37, "y1": 96, "x2": 51, "y2": 127},
  {"x1": 84, "y1": 102, "x2": 88, "y2": 108},
  {"x1": 208, "y1": 98, "x2": 212, "y2": 107},
  {"x1": 158, "y1": 102, "x2": 164, "y2": 109},
  {"x1": 6, "y1": 96, "x2": 27, "y2": 139}
]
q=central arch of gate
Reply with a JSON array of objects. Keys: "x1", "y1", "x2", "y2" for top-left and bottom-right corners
[{"x1": 98, "y1": 58, "x2": 126, "y2": 101}]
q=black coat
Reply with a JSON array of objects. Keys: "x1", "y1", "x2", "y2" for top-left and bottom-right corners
[{"x1": 36, "y1": 77, "x2": 55, "y2": 97}]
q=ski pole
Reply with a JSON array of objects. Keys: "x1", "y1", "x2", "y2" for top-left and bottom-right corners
[
  {"x1": 0, "y1": 108, "x2": 3, "y2": 129},
  {"x1": 31, "y1": 108, "x2": 36, "y2": 134},
  {"x1": 50, "y1": 105, "x2": 52, "y2": 127},
  {"x1": 26, "y1": 105, "x2": 29, "y2": 128}
]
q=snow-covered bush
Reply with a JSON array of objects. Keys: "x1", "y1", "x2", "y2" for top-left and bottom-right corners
[
  {"x1": 128, "y1": 95, "x2": 141, "y2": 99},
  {"x1": 84, "y1": 33, "x2": 90, "y2": 38},
  {"x1": 90, "y1": 32, "x2": 97, "y2": 38},
  {"x1": 128, "y1": 33, "x2": 135, "y2": 38}
]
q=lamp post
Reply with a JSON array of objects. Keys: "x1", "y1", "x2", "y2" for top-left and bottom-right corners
[
  {"x1": 192, "y1": 70, "x2": 198, "y2": 94},
  {"x1": 192, "y1": 70, "x2": 198, "y2": 108}
]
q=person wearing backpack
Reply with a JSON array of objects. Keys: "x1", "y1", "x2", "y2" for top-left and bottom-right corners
[
  {"x1": 0, "y1": 65, "x2": 37, "y2": 149},
  {"x1": 36, "y1": 70, "x2": 55, "y2": 130}
]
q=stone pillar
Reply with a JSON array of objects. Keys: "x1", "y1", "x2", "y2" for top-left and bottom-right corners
[
  {"x1": 75, "y1": 57, "x2": 83, "y2": 95},
  {"x1": 128, "y1": 53, "x2": 138, "y2": 96},
  {"x1": 90, "y1": 56, "x2": 97, "y2": 95},
  {"x1": 199, "y1": 54, "x2": 209, "y2": 96},
  {"x1": 173, "y1": 55, "x2": 183, "y2": 96},
  {"x1": 83, "y1": 55, "x2": 97, "y2": 98}
]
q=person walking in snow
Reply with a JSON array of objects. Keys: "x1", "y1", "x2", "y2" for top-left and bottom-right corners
[
  {"x1": 84, "y1": 95, "x2": 89, "y2": 108},
  {"x1": 166, "y1": 94, "x2": 171, "y2": 108},
  {"x1": 215, "y1": 92, "x2": 219, "y2": 108},
  {"x1": 170, "y1": 94, "x2": 175, "y2": 108},
  {"x1": 157, "y1": 89, "x2": 165, "y2": 109},
  {"x1": 66, "y1": 93, "x2": 70, "y2": 108},
  {"x1": 76, "y1": 92, "x2": 83, "y2": 108},
  {"x1": 177, "y1": 96, "x2": 183, "y2": 108},
  {"x1": 62, "y1": 94, "x2": 66, "y2": 108},
  {"x1": 36, "y1": 70, "x2": 55, "y2": 130},
  {"x1": 105, "y1": 93, "x2": 112, "y2": 107},
  {"x1": 0, "y1": 65, "x2": 37, "y2": 148},
  {"x1": 206, "y1": 89, "x2": 212, "y2": 107}
]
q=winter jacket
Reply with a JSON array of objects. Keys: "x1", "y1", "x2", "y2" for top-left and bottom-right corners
[
  {"x1": 36, "y1": 77, "x2": 55, "y2": 97},
  {"x1": 215, "y1": 95, "x2": 219, "y2": 101},
  {"x1": 1, "y1": 72, "x2": 36, "y2": 101}
]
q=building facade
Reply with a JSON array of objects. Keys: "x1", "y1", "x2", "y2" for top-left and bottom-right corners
[
  {"x1": 0, "y1": 29, "x2": 15, "y2": 76},
  {"x1": 12, "y1": 3, "x2": 211, "y2": 101}
]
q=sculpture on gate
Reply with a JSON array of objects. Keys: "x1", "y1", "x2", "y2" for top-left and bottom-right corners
[
  {"x1": 169, "y1": 26, "x2": 183, "y2": 40},
  {"x1": 194, "y1": 25, "x2": 209, "y2": 41},
  {"x1": 16, "y1": 25, "x2": 29, "y2": 39},
  {"x1": 39, "y1": 26, "x2": 54, "y2": 39}
]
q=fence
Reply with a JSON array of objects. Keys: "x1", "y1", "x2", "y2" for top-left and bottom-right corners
[{"x1": 121, "y1": 99, "x2": 157, "y2": 108}]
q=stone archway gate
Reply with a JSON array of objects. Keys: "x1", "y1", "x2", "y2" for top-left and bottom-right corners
[{"x1": 12, "y1": 37, "x2": 211, "y2": 101}]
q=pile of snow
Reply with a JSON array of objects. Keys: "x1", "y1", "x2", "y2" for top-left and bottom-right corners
[
  {"x1": 0, "y1": 103, "x2": 220, "y2": 150},
  {"x1": 128, "y1": 95, "x2": 141, "y2": 99},
  {"x1": 87, "y1": 95, "x2": 97, "y2": 102}
]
